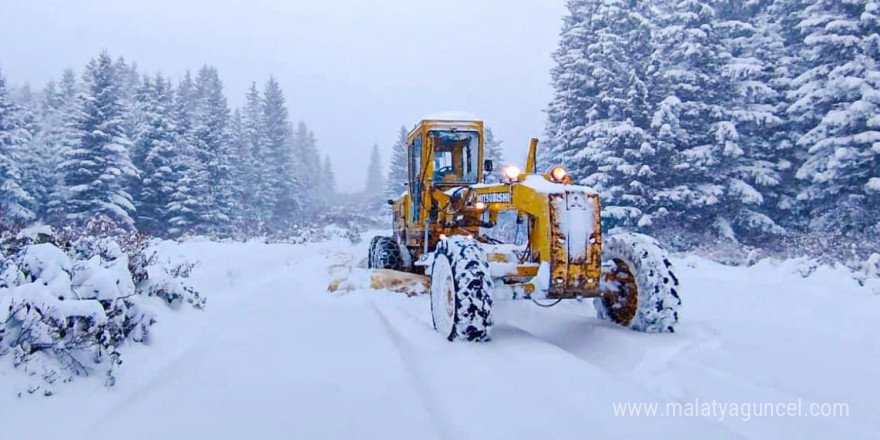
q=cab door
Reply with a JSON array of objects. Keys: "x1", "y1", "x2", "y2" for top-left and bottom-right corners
[{"x1": 408, "y1": 134, "x2": 423, "y2": 226}]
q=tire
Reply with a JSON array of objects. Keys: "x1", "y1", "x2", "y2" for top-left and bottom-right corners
[
  {"x1": 595, "y1": 233, "x2": 681, "y2": 333},
  {"x1": 430, "y1": 236, "x2": 494, "y2": 342},
  {"x1": 368, "y1": 236, "x2": 402, "y2": 270}
]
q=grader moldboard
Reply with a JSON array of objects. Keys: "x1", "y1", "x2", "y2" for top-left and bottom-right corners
[{"x1": 357, "y1": 117, "x2": 681, "y2": 342}]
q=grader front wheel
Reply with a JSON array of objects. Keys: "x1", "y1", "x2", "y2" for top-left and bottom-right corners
[
  {"x1": 596, "y1": 233, "x2": 681, "y2": 333},
  {"x1": 430, "y1": 236, "x2": 494, "y2": 342}
]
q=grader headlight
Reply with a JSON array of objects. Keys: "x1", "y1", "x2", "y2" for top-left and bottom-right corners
[
  {"x1": 550, "y1": 166, "x2": 567, "y2": 182},
  {"x1": 503, "y1": 165, "x2": 522, "y2": 182},
  {"x1": 549, "y1": 165, "x2": 572, "y2": 184}
]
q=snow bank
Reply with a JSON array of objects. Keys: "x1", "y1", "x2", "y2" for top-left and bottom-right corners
[{"x1": 0, "y1": 221, "x2": 204, "y2": 394}]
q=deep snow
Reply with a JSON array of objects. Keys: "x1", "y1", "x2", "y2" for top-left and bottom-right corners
[{"x1": 1, "y1": 234, "x2": 878, "y2": 439}]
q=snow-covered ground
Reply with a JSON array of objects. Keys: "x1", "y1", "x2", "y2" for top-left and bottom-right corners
[{"x1": 1, "y1": 233, "x2": 878, "y2": 439}]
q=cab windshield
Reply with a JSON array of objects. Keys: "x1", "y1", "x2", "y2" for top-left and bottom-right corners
[{"x1": 430, "y1": 130, "x2": 480, "y2": 184}]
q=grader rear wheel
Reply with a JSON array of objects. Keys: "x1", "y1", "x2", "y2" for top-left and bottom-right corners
[
  {"x1": 596, "y1": 233, "x2": 681, "y2": 333},
  {"x1": 368, "y1": 236, "x2": 402, "y2": 270}
]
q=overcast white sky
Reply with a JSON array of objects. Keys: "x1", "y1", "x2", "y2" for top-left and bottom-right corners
[{"x1": 0, "y1": 0, "x2": 565, "y2": 192}]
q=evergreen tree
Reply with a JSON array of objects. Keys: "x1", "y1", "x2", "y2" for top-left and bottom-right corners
[
  {"x1": 292, "y1": 121, "x2": 322, "y2": 217},
  {"x1": 113, "y1": 57, "x2": 140, "y2": 147},
  {"x1": 131, "y1": 74, "x2": 178, "y2": 234},
  {"x1": 174, "y1": 71, "x2": 197, "y2": 140},
  {"x1": 10, "y1": 82, "x2": 44, "y2": 220},
  {"x1": 322, "y1": 155, "x2": 337, "y2": 197},
  {"x1": 56, "y1": 51, "x2": 137, "y2": 227},
  {"x1": 647, "y1": 0, "x2": 743, "y2": 239},
  {"x1": 32, "y1": 70, "x2": 79, "y2": 220},
  {"x1": 0, "y1": 67, "x2": 34, "y2": 224},
  {"x1": 484, "y1": 126, "x2": 505, "y2": 168},
  {"x1": 192, "y1": 65, "x2": 233, "y2": 232},
  {"x1": 365, "y1": 143, "x2": 385, "y2": 207},
  {"x1": 384, "y1": 125, "x2": 408, "y2": 200},
  {"x1": 241, "y1": 82, "x2": 267, "y2": 223},
  {"x1": 165, "y1": 72, "x2": 202, "y2": 234},
  {"x1": 546, "y1": 0, "x2": 655, "y2": 228},
  {"x1": 712, "y1": 0, "x2": 787, "y2": 238},
  {"x1": 261, "y1": 77, "x2": 297, "y2": 222},
  {"x1": 789, "y1": 0, "x2": 880, "y2": 233},
  {"x1": 545, "y1": 0, "x2": 598, "y2": 172},
  {"x1": 226, "y1": 108, "x2": 251, "y2": 229}
]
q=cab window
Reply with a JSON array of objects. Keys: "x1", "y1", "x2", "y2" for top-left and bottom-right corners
[{"x1": 429, "y1": 130, "x2": 479, "y2": 184}]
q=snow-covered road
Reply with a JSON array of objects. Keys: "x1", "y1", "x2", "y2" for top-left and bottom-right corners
[{"x1": 2, "y1": 235, "x2": 878, "y2": 439}]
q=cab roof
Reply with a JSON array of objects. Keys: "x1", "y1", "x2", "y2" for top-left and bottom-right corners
[{"x1": 406, "y1": 118, "x2": 483, "y2": 145}]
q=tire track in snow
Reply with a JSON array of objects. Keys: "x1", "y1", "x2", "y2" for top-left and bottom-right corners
[
  {"x1": 369, "y1": 294, "x2": 743, "y2": 439},
  {"x1": 501, "y1": 322, "x2": 692, "y2": 401},
  {"x1": 368, "y1": 289, "x2": 745, "y2": 438},
  {"x1": 370, "y1": 300, "x2": 452, "y2": 440},
  {"x1": 495, "y1": 322, "x2": 749, "y2": 439}
]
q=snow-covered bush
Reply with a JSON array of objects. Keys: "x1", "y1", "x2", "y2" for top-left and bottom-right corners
[
  {"x1": 225, "y1": 207, "x2": 378, "y2": 245},
  {"x1": 0, "y1": 218, "x2": 204, "y2": 393},
  {"x1": 857, "y1": 253, "x2": 880, "y2": 295}
]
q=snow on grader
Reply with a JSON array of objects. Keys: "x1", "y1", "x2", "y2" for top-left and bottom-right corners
[{"x1": 331, "y1": 117, "x2": 681, "y2": 342}]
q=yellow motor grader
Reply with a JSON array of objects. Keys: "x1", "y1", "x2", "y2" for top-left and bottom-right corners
[{"x1": 363, "y1": 117, "x2": 681, "y2": 342}]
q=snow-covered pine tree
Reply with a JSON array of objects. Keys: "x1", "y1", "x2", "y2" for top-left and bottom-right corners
[
  {"x1": 789, "y1": 0, "x2": 880, "y2": 234},
  {"x1": 545, "y1": 0, "x2": 598, "y2": 176},
  {"x1": 546, "y1": 0, "x2": 655, "y2": 229},
  {"x1": 711, "y1": 0, "x2": 787, "y2": 239},
  {"x1": 9, "y1": 82, "x2": 45, "y2": 221},
  {"x1": 261, "y1": 77, "x2": 298, "y2": 223},
  {"x1": 292, "y1": 121, "x2": 323, "y2": 218},
  {"x1": 240, "y1": 82, "x2": 267, "y2": 224},
  {"x1": 322, "y1": 155, "x2": 337, "y2": 197},
  {"x1": 484, "y1": 126, "x2": 505, "y2": 168},
  {"x1": 113, "y1": 57, "x2": 140, "y2": 104},
  {"x1": 56, "y1": 51, "x2": 137, "y2": 227},
  {"x1": 647, "y1": 0, "x2": 744, "y2": 241},
  {"x1": 226, "y1": 108, "x2": 250, "y2": 230},
  {"x1": 192, "y1": 65, "x2": 233, "y2": 233},
  {"x1": 45, "y1": 70, "x2": 83, "y2": 223},
  {"x1": 113, "y1": 57, "x2": 140, "y2": 151},
  {"x1": 0, "y1": 66, "x2": 35, "y2": 224},
  {"x1": 174, "y1": 71, "x2": 196, "y2": 140},
  {"x1": 131, "y1": 73, "x2": 178, "y2": 235},
  {"x1": 365, "y1": 143, "x2": 385, "y2": 210},
  {"x1": 30, "y1": 70, "x2": 79, "y2": 221},
  {"x1": 165, "y1": 72, "x2": 203, "y2": 235},
  {"x1": 384, "y1": 125, "x2": 408, "y2": 200},
  {"x1": 764, "y1": 0, "x2": 813, "y2": 233}
]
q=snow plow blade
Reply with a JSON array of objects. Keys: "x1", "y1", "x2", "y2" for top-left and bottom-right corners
[{"x1": 327, "y1": 268, "x2": 429, "y2": 296}]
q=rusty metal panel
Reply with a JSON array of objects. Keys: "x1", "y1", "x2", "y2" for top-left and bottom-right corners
[
  {"x1": 548, "y1": 193, "x2": 569, "y2": 298},
  {"x1": 545, "y1": 190, "x2": 602, "y2": 298}
]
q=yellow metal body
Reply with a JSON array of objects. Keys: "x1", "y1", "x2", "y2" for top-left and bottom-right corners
[{"x1": 390, "y1": 118, "x2": 604, "y2": 299}]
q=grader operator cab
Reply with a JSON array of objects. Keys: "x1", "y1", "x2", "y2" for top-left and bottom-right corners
[{"x1": 365, "y1": 117, "x2": 681, "y2": 342}]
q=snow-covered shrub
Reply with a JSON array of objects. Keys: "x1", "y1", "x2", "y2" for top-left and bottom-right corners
[
  {"x1": 0, "y1": 218, "x2": 204, "y2": 392},
  {"x1": 128, "y1": 233, "x2": 205, "y2": 309},
  {"x1": 863, "y1": 254, "x2": 880, "y2": 279},
  {"x1": 235, "y1": 208, "x2": 378, "y2": 245},
  {"x1": 857, "y1": 253, "x2": 880, "y2": 295}
]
